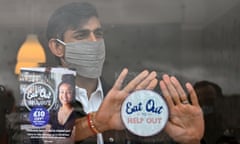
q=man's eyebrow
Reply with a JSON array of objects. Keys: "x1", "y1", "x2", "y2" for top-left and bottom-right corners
[
  {"x1": 73, "y1": 29, "x2": 89, "y2": 34},
  {"x1": 72, "y1": 29, "x2": 89, "y2": 38},
  {"x1": 74, "y1": 27, "x2": 102, "y2": 33}
]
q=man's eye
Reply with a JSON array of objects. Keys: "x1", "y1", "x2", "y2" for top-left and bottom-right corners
[
  {"x1": 94, "y1": 29, "x2": 104, "y2": 38},
  {"x1": 76, "y1": 30, "x2": 90, "y2": 39},
  {"x1": 74, "y1": 29, "x2": 104, "y2": 39}
]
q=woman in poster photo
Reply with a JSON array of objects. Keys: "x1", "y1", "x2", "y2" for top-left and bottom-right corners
[{"x1": 45, "y1": 74, "x2": 77, "y2": 144}]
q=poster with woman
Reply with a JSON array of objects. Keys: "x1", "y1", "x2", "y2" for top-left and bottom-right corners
[{"x1": 18, "y1": 67, "x2": 77, "y2": 144}]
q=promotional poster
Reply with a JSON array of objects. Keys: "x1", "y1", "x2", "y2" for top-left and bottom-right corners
[{"x1": 18, "y1": 67, "x2": 76, "y2": 144}]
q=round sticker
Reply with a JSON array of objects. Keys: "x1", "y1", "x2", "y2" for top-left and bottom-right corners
[
  {"x1": 121, "y1": 90, "x2": 169, "y2": 137},
  {"x1": 29, "y1": 106, "x2": 49, "y2": 127}
]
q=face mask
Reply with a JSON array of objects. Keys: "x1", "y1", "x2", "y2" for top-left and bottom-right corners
[{"x1": 56, "y1": 39, "x2": 105, "y2": 78}]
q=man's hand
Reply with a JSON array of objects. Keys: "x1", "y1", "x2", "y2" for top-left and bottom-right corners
[
  {"x1": 160, "y1": 74, "x2": 204, "y2": 144},
  {"x1": 95, "y1": 68, "x2": 158, "y2": 131}
]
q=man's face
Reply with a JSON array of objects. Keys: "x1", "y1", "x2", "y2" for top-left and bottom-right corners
[
  {"x1": 51, "y1": 16, "x2": 105, "y2": 78},
  {"x1": 63, "y1": 16, "x2": 103, "y2": 43}
]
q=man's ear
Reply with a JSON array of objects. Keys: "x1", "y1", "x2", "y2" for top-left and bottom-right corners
[{"x1": 48, "y1": 38, "x2": 64, "y2": 57}]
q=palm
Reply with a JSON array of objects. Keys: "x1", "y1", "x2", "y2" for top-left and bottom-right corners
[
  {"x1": 160, "y1": 74, "x2": 204, "y2": 144},
  {"x1": 165, "y1": 103, "x2": 204, "y2": 143},
  {"x1": 97, "y1": 88, "x2": 127, "y2": 130},
  {"x1": 96, "y1": 68, "x2": 158, "y2": 131}
]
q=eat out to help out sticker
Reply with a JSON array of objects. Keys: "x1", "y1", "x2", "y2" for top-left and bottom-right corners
[{"x1": 121, "y1": 90, "x2": 169, "y2": 137}]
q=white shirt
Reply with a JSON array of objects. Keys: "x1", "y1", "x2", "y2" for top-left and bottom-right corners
[{"x1": 75, "y1": 78, "x2": 104, "y2": 144}]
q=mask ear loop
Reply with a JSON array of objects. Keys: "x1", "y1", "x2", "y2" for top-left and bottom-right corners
[
  {"x1": 55, "y1": 39, "x2": 66, "y2": 46},
  {"x1": 55, "y1": 39, "x2": 68, "y2": 67}
]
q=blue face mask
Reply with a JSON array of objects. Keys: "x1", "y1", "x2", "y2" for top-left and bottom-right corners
[{"x1": 56, "y1": 39, "x2": 105, "y2": 78}]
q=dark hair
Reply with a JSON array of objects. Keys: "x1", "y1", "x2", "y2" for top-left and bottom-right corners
[
  {"x1": 57, "y1": 74, "x2": 75, "y2": 106},
  {"x1": 193, "y1": 80, "x2": 223, "y2": 98},
  {"x1": 46, "y1": 2, "x2": 99, "y2": 41}
]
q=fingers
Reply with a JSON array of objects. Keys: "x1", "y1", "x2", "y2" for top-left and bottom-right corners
[
  {"x1": 135, "y1": 71, "x2": 158, "y2": 90},
  {"x1": 113, "y1": 70, "x2": 197, "y2": 108},
  {"x1": 122, "y1": 70, "x2": 149, "y2": 93},
  {"x1": 160, "y1": 74, "x2": 193, "y2": 106},
  {"x1": 186, "y1": 83, "x2": 199, "y2": 106},
  {"x1": 170, "y1": 76, "x2": 189, "y2": 103},
  {"x1": 112, "y1": 68, "x2": 128, "y2": 90},
  {"x1": 113, "y1": 68, "x2": 157, "y2": 94},
  {"x1": 161, "y1": 74, "x2": 181, "y2": 105},
  {"x1": 159, "y1": 80, "x2": 174, "y2": 108},
  {"x1": 145, "y1": 79, "x2": 158, "y2": 90}
]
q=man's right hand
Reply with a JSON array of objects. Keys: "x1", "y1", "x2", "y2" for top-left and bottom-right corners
[{"x1": 95, "y1": 68, "x2": 158, "y2": 131}]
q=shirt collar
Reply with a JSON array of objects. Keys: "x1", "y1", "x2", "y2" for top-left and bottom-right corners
[
  {"x1": 76, "y1": 78, "x2": 104, "y2": 97},
  {"x1": 95, "y1": 78, "x2": 104, "y2": 99}
]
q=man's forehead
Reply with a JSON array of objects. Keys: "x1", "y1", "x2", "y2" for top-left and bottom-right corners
[
  {"x1": 63, "y1": 16, "x2": 102, "y2": 40},
  {"x1": 78, "y1": 16, "x2": 101, "y2": 30}
]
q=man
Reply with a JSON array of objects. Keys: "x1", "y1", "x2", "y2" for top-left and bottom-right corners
[
  {"x1": 47, "y1": 2, "x2": 141, "y2": 143},
  {"x1": 47, "y1": 2, "x2": 204, "y2": 144}
]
